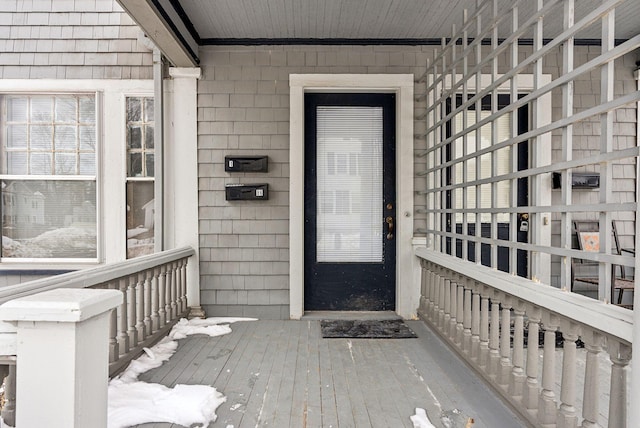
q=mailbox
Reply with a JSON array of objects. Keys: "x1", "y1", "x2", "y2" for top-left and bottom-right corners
[
  {"x1": 225, "y1": 183, "x2": 269, "y2": 201},
  {"x1": 225, "y1": 156, "x2": 268, "y2": 172},
  {"x1": 552, "y1": 172, "x2": 600, "y2": 189}
]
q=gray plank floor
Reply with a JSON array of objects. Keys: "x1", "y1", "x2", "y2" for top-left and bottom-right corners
[{"x1": 132, "y1": 319, "x2": 525, "y2": 428}]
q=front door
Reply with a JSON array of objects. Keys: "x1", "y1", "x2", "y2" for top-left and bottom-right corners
[
  {"x1": 445, "y1": 94, "x2": 529, "y2": 277},
  {"x1": 304, "y1": 93, "x2": 396, "y2": 310}
]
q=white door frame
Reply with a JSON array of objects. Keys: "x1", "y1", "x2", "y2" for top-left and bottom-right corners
[{"x1": 289, "y1": 74, "x2": 415, "y2": 319}]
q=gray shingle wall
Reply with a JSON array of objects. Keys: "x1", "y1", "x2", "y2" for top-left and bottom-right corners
[
  {"x1": 197, "y1": 45, "x2": 433, "y2": 318},
  {"x1": 197, "y1": 45, "x2": 637, "y2": 317},
  {"x1": 548, "y1": 50, "x2": 638, "y2": 288},
  {"x1": 0, "y1": 0, "x2": 152, "y2": 79}
]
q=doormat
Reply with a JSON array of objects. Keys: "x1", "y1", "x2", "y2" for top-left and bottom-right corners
[{"x1": 320, "y1": 319, "x2": 417, "y2": 339}]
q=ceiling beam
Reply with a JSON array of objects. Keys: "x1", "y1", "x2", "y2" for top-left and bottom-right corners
[{"x1": 116, "y1": 0, "x2": 199, "y2": 67}]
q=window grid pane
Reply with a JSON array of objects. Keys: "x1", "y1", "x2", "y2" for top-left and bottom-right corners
[
  {"x1": 2, "y1": 95, "x2": 96, "y2": 176},
  {"x1": 0, "y1": 179, "x2": 97, "y2": 259},
  {"x1": 126, "y1": 96, "x2": 154, "y2": 178},
  {"x1": 126, "y1": 181, "x2": 155, "y2": 259}
]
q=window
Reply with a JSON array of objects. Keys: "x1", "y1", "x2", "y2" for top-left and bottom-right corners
[
  {"x1": 0, "y1": 94, "x2": 97, "y2": 259},
  {"x1": 125, "y1": 96, "x2": 155, "y2": 259}
]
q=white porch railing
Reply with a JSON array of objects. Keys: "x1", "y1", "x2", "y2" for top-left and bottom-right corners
[
  {"x1": 417, "y1": 247, "x2": 632, "y2": 428},
  {"x1": 0, "y1": 246, "x2": 195, "y2": 426}
]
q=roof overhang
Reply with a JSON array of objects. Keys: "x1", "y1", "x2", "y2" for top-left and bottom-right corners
[{"x1": 116, "y1": 0, "x2": 199, "y2": 67}]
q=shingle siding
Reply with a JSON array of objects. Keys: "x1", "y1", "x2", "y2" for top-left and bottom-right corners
[
  {"x1": 0, "y1": 0, "x2": 152, "y2": 79},
  {"x1": 197, "y1": 45, "x2": 637, "y2": 318}
]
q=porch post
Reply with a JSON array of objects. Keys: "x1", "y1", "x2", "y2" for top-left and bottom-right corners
[
  {"x1": 167, "y1": 67, "x2": 204, "y2": 318},
  {"x1": 0, "y1": 288, "x2": 122, "y2": 428},
  {"x1": 629, "y1": 66, "x2": 640, "y2": 428}
]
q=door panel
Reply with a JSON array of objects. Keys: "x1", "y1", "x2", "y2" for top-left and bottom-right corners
[
  {"x1": 446, "y1": 94, "x2": 529, "y2": 277},
  {"x1": 304, "y1": 93, "x2": 396, "y2": 311}
]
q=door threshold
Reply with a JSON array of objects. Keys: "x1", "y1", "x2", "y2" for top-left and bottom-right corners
[{"x1": 302, "y1": 311, "x2": 400, "y2": 321}]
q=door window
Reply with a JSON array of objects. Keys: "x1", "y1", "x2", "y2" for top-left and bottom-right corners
[{"x1": 315, "y1": 106, "x2": 383, "y2": 263}]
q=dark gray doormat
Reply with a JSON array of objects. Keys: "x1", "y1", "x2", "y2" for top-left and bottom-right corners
[{"x1": 320, "y1": 319, "x2": 418, "y2": 339}]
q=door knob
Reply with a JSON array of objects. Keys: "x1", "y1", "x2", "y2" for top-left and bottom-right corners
[{"x1": 386, "y1": 216, "x2": 394, "y2": 240}]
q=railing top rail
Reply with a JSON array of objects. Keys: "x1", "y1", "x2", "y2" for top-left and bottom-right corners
[
  {"x1": 415, "y1": 247, "x2": 633, "y2": 344},
  {"x1": 0, "y1": 247, "x2": 195, "y2": 305}
]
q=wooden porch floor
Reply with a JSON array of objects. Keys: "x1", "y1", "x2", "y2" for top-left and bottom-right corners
[{"x1": 132, "y1": 319, "x2": 525, "y2": 428}]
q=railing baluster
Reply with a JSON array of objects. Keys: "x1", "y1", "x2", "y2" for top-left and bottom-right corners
[
  {"x1": 524, "y1": 306, "x2": 541, "y2": 415},
  {"x1": 479, "y1": 289, "x2": 490, "y2": 370},
  {"x1": 607, "y1": 341, "x2": 631, "y2": 428},
  {"x1": 510, "y1": 302, "x2": 525, "y2": 400},
  {"x1": 127, "y1": 275, "x2": 138, "y2": 347},
  {"x1": 109, "y1": 307, "x2": 118, "y2": 363},
  {"x1": 144, "y1": 270, "x2": 153, "y2": 336},
  {"x1": 117, "y1": 278, "x2": 130, "y2": 355},
  {"x1": 581, "y1": 331, "x2": 602, "y2": 428},
  {"x1": 455, "y1": 276, "x2": 464, "y2": 346},
  {"x1": 170, "y1": 261, "x2": 178, "y2": 319},
  {"x1": 539, "y1": 315, "x2": 559, "y2": 425},
  {"x1": 499, "y1": 298, "x2": 513, "y2": 388},
  {"x1": 488, "y1": 296, "x2": 500, "y2": 377},
  {"x1": 432, "y1": 267, "x2": 439, "y2": 323},
  {"x1": 444, "y1": 276, "x2": 451, "y2": 335},
  {"x1": 136, "y1": 272, "x2": 146, "y2": 342},
  {"x1": 449, "y1": 277, "x2": 457, "y2": 340},
  {"x1": 471, "y1": 288, "x2": 481, "y2": 362},
  {"x1": 180, "y1": 258, "x2": 188, "y2": 312},
  {"x1": 432, "y1": 269, "x2": 440, "y2": 326},
  {"x1": 463, "y1": 283, "x2": 472, "y2": 355},
  {"x1": 426, "y1": 267, "x2": 434, "y2": 321},
  {"x1": 164, "y1": 263, "x2": 172, "y2": 321},
  {"x1": 151, "y1": 267, "x2": 160, "y2": 332},
  {"x1": 438, "y1": 272, "x2": 446, "y2": 329},
  {"x1": 442, "y1": 278, "x2": 452, "y2": 337},
  {"x1": 558, "y1": 321, "x2": 579, "y2": 427}
]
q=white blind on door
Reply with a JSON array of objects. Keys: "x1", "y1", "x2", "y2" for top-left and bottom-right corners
[{"x1": 316, "y1": 106, "x2": 383, "y2": 263}]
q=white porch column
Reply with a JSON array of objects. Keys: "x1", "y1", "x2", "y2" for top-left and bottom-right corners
[
  {"x1": 0, "y1": 288, "x2": 122, "y2": 428},
  {"x1": 629, "y1": 66, "x2": 640, "y2": 428},
  {"x1": 166, "y1": 67, "x2": 204, "y2": 318}
]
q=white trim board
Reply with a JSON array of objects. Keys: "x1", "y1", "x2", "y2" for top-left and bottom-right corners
[{"x1": 289, "y1": 74, "x2": 415, "y2": 319}]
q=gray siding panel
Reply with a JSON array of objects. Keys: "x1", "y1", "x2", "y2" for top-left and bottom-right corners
[{"x1": 0, "y1": 0, "x2": 152, "y2": 79}]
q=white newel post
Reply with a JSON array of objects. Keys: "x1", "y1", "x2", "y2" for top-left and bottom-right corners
[
  {"x1": 0, "y1": 288, "x2": 122, "y2": 428},
  {"x1": 167, "y1": 67, "x2": 204, "y2": 318}
]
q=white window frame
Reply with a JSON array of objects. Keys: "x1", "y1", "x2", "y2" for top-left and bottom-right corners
[{"x1": 0, "y1": 80, "x2": 153, "y2": 269}]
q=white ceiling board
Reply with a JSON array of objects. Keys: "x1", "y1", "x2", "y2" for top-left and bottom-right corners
[{"x1": 176, "y1": 0, "x2": 639, "y2": 41}]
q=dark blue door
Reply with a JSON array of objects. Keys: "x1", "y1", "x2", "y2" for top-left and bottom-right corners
[{"x1": 304, "y1": 93, "x2": 396, "y2": 310}]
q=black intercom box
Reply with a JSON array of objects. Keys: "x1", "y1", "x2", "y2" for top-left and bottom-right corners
[
  {"x1": 552, "y1": 172, "x2": 600, "y2": 189},
  {"x1": 225, "y1": 156, "x2": 268, "y2": 172},
  {"x1": 225, "y1": 183, "x2": 269, "y2": 201}
]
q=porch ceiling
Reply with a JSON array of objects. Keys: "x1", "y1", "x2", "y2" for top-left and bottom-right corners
[{"x1": 117, "y1": 0, "x2": 640, "y2": 66}]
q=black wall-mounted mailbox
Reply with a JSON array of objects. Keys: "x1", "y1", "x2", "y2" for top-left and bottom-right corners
[
  {"x1": 225, "y1": 184, "x2": 269, "y2": 201},
  {"x1": 552, "y1": 172, "x2": 600, "y2": 189},
  {"x1": 225, "y1": 156, "x2": 268, "y2": 172}
]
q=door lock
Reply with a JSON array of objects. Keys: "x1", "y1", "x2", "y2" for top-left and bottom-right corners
[
  {"x1": 386, "y1": 216, "x2": 394, "y2": 240},
  {"x1": 519, "y1": 213, "x2": 529, "y2": 232}
]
